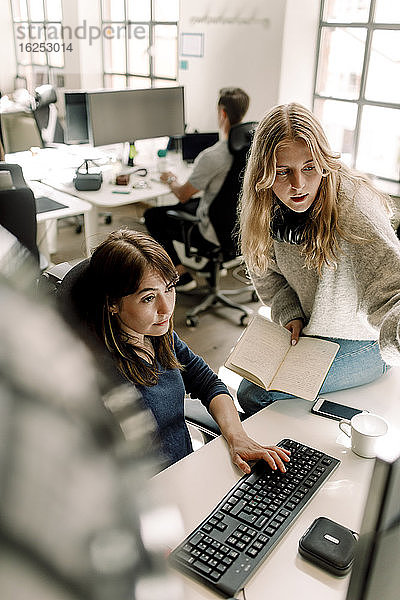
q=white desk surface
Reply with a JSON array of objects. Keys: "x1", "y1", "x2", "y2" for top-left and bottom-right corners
[
  {"x1": 29, "y1": 180, "x2": 92, "y2": 222},
  {"x1": 149, "y1": 368, "x2": 400, "y2": 600},
  {"x1": 42, "y1": 168, "x2": 171, "y2": 208},
  {"x1": 6, "y1": 145, "x2": 190, "y2": 253},
  {"x1": 29, "y1": 181, "x2": 92, "y2": 257}
]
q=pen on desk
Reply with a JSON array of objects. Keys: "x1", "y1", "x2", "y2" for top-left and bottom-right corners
[{"x1": 112, "y1": 190, "x2": 131, "y2": 194}]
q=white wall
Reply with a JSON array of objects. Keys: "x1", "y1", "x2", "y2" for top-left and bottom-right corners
[
  {"x1": 0, "y1": 0, "x2": 17, "y2": 95},
  {"x1": 278, "y1": 0, "x2": 320, "y2": 108},
  {"x1": 178, "y1": 0, "x2": 288, "y2": 131}
]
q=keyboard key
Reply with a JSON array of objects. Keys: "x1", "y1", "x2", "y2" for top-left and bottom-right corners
[
  {"x1": 190, "y1": 533, "x2": 204, "y2": 546},
  {"x1": 237, "y1": 511, "x2": 257, "y2": 525},
  {"x1": 193, "y1": 561, "x2": 212, "y2": 575}
]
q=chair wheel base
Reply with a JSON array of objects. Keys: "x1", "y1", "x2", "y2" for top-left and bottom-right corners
[
  {"x1": 186, "y1": 316, "x2": 199, "y2": 328},
  {"x1": 240, "y1": 314, "x2": 250, "y2": 326}
]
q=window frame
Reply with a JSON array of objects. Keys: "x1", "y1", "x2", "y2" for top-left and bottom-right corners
[
  {"x1": 10, "y1": 0, "x2": 65, "y2": 92},
  {"x1": 100, "y1": 0, "x2": 179, "y2": 89},
  {"x1": 313, "y1": 0, "x2": 400, "y2": 182}
]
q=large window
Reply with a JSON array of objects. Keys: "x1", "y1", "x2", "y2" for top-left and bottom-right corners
[
  {"x1": 313, "y1": 0, "x2": 400, "y2": 181},
  {"x1": 101, "y1": 0, "x2": 179, "y2": 90},
  {"x1": 11, "y1": 0, "x2": 65, "y2": 92}
]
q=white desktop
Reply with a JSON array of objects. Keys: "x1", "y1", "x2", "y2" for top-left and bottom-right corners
[{"x1": 149, "y1": 367, "x2": 400, "y2": 599}]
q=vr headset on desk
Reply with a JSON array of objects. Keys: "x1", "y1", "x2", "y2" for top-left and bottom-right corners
[{"x1": 73, "y1": 159, "x2": 103, "y2": 191}]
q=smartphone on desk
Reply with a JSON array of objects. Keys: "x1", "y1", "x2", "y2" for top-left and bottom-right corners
[{"x1": 312, "y1": 398, "x2": 365, "y2": 422}]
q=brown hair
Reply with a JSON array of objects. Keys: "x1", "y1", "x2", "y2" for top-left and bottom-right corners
[
  {"x1": 218, "y1": 87, "x2": 250, "y2": 126},
  {"x1": 87, "y1": 229, "x2": 181, "y2": 386},
  {"x1": 239, "y1": 102, "x2": 387, "y2": 275}
]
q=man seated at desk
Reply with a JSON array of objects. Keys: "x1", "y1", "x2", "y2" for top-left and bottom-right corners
[{"x1": 144, "y1": 87, "x2": 250, "y2": 291}]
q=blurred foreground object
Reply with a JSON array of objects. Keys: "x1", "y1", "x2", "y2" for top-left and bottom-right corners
[{"x1": 0, "y1": 227, "x2": 184, "y2": 600}]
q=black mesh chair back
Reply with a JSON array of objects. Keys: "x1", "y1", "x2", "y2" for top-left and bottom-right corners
[
  {"x1": 208, "y1": 121, "x2": 257, "y2": 261},
  {"x1": 0, "y1": 163, "x2": 39, "y2": 264}
]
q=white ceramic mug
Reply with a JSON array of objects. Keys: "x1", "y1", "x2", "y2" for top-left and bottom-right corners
[
  {"x1": 0, "y1": 170, "x2": 13, "y2": 190},
  {"x1": 339, "y1": 413, "x2": 388, "y2": 458}
]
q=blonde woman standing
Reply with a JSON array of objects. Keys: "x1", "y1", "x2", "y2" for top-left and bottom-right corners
[{"x1": 237, "y1": 103, "x2": 400, "y2": 416}]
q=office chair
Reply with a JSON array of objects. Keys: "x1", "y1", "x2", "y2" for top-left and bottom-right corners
[
  {"x1": 167, "y1": 121, "x2": 258, "y2": 327},
  {"x1": 0, "y1": 110, "x2": 43, "y2": 154},
  {"x1": 41, "y1": 259, "x2": 243, "y2": 445},
  {"x1": 33, "y1": 84, "x2": 64, "y2": 145},
  {"x1": 0, "y1": 163, "x2": 39, "y2": 264}
]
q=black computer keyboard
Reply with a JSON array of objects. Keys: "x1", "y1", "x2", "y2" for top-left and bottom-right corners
[{"x1": 169, "y1": 438, "x2": 340, "y2": 597}]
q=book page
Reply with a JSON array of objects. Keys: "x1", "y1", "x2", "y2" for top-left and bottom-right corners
[
  {"x1": 271, "y1": 336, "x2": 339, "y2": 401},
  {"x1": 226, "y1": 315, "x2": 291, "y2": 389}
]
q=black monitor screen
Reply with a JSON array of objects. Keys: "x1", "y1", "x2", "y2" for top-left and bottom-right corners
[
  {"x1": 346, "y1": 453, "x2": 400, "y2": 600},
  {"x1": 181, "y1": 132, "x2": 219, "y2": 163},
  {"x1": 64, "y1": 92, "x2": 89, "y2": 144}
]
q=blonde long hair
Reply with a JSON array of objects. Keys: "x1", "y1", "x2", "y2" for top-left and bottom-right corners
[{"x1": 239, "y1": 103, "x2": 387, "y2": 275}]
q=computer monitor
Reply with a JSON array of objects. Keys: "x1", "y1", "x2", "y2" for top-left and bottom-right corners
[
  {"x1": 181, "y1": 132, "x2": 219, "y2": 163},
  {"x1": 346, "y1": 453, "x2": 400, "y2": 600},
  {"x1": 64, "y1": 92, "x2": 89, "y2": 144},
  {"x1": 64, "y1": 86, "x2": 185, "y2": 147}
]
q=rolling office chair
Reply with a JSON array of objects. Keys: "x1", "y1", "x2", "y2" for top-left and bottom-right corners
[
  {"x1": 0, "y1": 163, "x2": 39, "y2": 265},
  {"x1": 42, "y1": 258, "x2": 243, "y2": 445},
  {"x1": 167, "y1": 121, "x2": 258, "y2": 327},
  {"x1": 0, "y1": 110, "x2": 43, "y2": 154},
  {"x1": 33, "y1": 84, "x2": 64, "y2": 145}
]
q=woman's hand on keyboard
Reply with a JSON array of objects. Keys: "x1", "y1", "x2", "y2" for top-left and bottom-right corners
[{"x1": 227, "y1": 433, "x2": 291, "y2": 474}]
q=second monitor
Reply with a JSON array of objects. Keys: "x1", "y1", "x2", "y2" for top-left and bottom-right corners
[{"x1": 64, "y1": 86, "x2": 185, "y2": 147}]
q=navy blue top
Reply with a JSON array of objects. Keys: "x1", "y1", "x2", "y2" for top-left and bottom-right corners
[{"x1": 137, "y1": 332, "x2": 231, "y2": 467}]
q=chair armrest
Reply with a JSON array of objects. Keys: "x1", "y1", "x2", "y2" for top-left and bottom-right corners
[
  {"x1": 184, "y1": 398, "x2": 247, "y2": 444},
  {"x1": 166, "y1": 210, "x2": 201, "y2": 258},
  {"x1": 166, "y1": 209, "x2": 200, "y2": 224}
]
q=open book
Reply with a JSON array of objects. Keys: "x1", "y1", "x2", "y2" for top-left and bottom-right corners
[{"x1": 225, "y1": 314, "x2": 339, "y2": 402}]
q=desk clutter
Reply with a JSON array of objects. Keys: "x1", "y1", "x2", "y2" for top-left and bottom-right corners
[{"x1": 169, "y1": 439, "x2": 340, "y2": 597}]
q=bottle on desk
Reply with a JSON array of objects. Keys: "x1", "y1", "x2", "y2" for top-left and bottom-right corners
[{"x1": 157, "y1": 149, "x2": 168, "y2": 173}]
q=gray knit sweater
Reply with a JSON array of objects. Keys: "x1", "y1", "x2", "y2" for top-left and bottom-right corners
[{"x1": 250, "y1": 177, "x2": 400, "y2": 366}]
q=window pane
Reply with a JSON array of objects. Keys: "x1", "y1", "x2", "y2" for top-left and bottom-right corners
[
  {"x1": 30, "y1": 25, "x2": 47, "y2": 65},
  {"x1": 127, "y1": 25, "x2": 150, "y2": 76},
  {"x1": 154, "y1": 0, "x2": 179, "y2": 22},
  {"x1": 50, "y1": 69, "x2": 65, "y2": 88},
  {"x1": 316, "y1": 27, "x2": 366, "y2": 99},
  {"x1": 45, "y1": 0, "x2": 62, "y2": 22},
  {"x1": 127, "y1": 0, "x2": 150, "y2": 21},
  {"x1": 314, "y1": 98, "x2": 358, "y2": 164},
  {"x1": 33, "y1": 66, "x2": 48, "y2": 86},
  {"x1": 127, "y1": 76, "x2": 151, "y2": 89},
  {"x1": 356, "y1": 106, "x2": 400, "y2": 179},
  {"x1": 153, "y1": 78, "x2": 178, "y2": 88},
  {"x1": 17, "y1": 65, "x2": 34, "y2": 91},
  {"x1": 103, "y1": 29, "x2": 126, "y2": 72},
  {"x1": 14, "y1": 24, "x2": 31, "y2": 65},
  {"x1": 101, "y1": 0, "x2": 125, "y2": 21},
  {"x1": 11, "y1": 0, "x2": 28, "y2": 21},
  {"x1": 104, "y1": 74, "x2": 127, "y2": 89},
  {"x1": 374, "y1": 0, "x2": 400, "y2": 23},
  {"x1": 323, "y1": 0, "x2": 370, "y2": 22},
  {"x1": 153, "y1": 25, "x2": 177, "y2": 79},
  {"x1": 365, "y1": 31, "x2": 400, "y2": 103},
  {"x1": 28, "y1": 0, "x2": 44, "y2": 21},
  {"x1": 47, "y1": 23, "x2": 64, "y2": 67}
]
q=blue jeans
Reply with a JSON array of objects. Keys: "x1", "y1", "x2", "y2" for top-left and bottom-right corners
[{"x1": 237, "y1": 338, "x2": 389, "y2": 416}]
